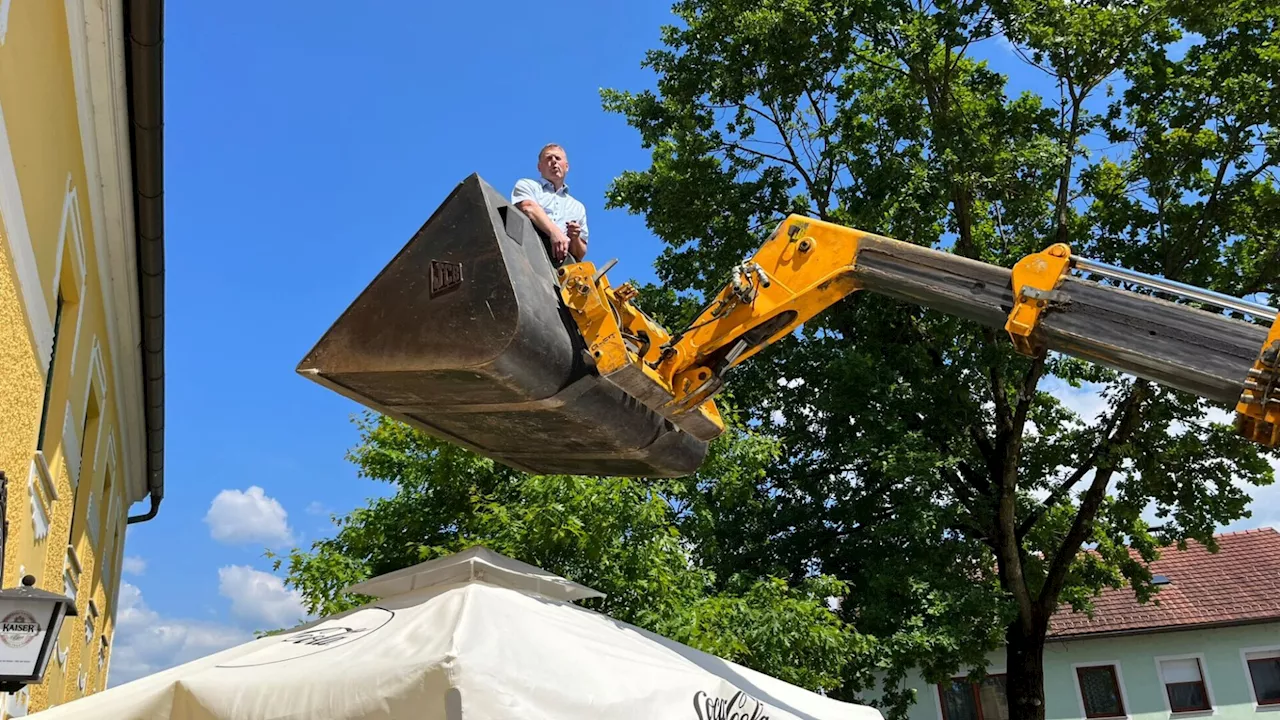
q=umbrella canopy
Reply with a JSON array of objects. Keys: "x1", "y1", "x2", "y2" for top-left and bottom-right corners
[{"x1": 32, "y1": 548, "x2": 884, "y2": 720}]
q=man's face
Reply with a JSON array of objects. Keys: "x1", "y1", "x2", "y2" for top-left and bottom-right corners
[{"x1": 538, "y1": 147, "x2": 569, "y2": 185}]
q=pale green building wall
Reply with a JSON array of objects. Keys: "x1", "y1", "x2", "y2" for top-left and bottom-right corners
[{"x1": 887, "y1": 622, "x2": 1280, "y2": 720}]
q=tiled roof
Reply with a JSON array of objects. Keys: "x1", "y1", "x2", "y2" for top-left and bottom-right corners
[{"x1": 1048, "y1": 527, "x2": 1280, "y2": 639}]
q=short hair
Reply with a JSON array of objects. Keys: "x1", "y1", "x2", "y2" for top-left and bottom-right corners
[{"x1": 539, "y1": 143, "x2": 566, "y2": 160}]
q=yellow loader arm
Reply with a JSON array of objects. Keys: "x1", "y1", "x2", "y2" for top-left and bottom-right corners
[{"x1": 559, "y1": 215, "x2": 1280, "y2": 448}]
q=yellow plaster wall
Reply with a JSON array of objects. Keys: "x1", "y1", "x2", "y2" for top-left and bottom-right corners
[
  {"x1": 0, "y1": 245, "x2": 44, "y2": 577},
  {"x1": 0, "y1": 0, "x2": 89, "y2": 315},
  {"x1": 0, "y1": 0, "x2": 140, "y2": 713}
]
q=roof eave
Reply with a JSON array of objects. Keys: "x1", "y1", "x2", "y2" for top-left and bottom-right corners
[
  {"x1": 1048, "y1": 615, "x2": 1280, "y2": 642},
  {"x1": 123, "y1": 0, "x2": 164, "y2": 524}
]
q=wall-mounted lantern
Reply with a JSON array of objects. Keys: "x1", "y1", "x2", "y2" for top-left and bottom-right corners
[{"x1": 0, "y1": 575, "x2": 77, "y2": 693}]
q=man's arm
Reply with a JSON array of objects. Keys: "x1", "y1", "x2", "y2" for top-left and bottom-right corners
[
  {"x1": 566, "y1": 216, "x2": 587, "y2": 262},
  {"x1": 511, "y1": 179, "x2": 571, "y2": 262}
]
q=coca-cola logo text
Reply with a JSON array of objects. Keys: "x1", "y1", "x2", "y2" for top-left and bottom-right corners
[{"x1": 693, "y1": 690, "x2": 772, "y2": 720}]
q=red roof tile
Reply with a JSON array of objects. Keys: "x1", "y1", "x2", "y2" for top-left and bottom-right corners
[{"x1": 1048, "y1": 527, "x2": 1280, "y2": 639}]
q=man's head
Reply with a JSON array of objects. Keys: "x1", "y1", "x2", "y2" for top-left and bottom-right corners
[{"x1": 537, "y1": 143, "x2": 569, "y2": 188}]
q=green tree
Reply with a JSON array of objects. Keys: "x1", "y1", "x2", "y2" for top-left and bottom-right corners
[
  {"x1": 600, "y1": 1, "x2": 1278, "y2": 718},
  {"x1": 270, "y1": 411, "x2": 876, "y2": 697}
]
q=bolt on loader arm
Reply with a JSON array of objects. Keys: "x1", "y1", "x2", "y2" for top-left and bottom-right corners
[{"x1": 562, "y1": 215, "x2": 1279, "y2": 448}]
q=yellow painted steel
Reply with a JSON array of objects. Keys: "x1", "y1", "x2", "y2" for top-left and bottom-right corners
[
  {"x1": 1235, "y1": 317, "x2": 1280, "y2": 447},
  {"x1": 557, "y1": 263, "x2": 724, "y2": 438},
  {"x1": 559, "y1": 215, "x2": 869, "y2": 439},
  {"x1": 653, "y1": 216, "x2": 867, "y2": 413},
  {"x1": 1005, "y1": 243, "x2": 1073, "y2": 356},
  {"x1": 561, "y1": 215, "x2": 1278, "y2": 452},
  {"x1": 558, "y1": 264, "x2": 631, "y2": 375}
]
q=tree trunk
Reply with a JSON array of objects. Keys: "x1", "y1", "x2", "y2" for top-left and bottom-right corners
[{"x1": 1005, "y1": 622, "x2": 1048, "y2": 720}]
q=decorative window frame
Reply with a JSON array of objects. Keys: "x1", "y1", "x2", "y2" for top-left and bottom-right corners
[
  {"x1": 84, "y1": 600, "x2": 98, "y2": 645},
  {"x1": 64, "y1": 545, "x2": 82, "y2": 605},
  {"x1": 27, "y1": 453, "x2": 57, "y2": 541},
  {"x1": 58, "y1": 546, "x2": 83, "y2": 670},
  {"x1": 103, "y1": 429, "x2": 116, "y2": 484},
  {"x1": 97, "y1": 633, "x2": 108, "y2": 671},
  {"x1": 33, "y1": 176, "x2": 90, "y2": 473},
  {"x1": 57, "y1": 177, "x2": 88, "y2": 376},
  {"x1": 87, "y1": 339, "x2": 108, "y2": 424},
  {"x1": 62, "y1": 398, "x2": 81, "y2": 489},
  {"x1": 99, "y1": 487, "x2": 119, "y2": 592},
  {"x1": 81, "y1": 344, "x2": 107, "y2": 545},
  {"x1": 52, "y1": 174, "x2": 90, "y2": 493}
]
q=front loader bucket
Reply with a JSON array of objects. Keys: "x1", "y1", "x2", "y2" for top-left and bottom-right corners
[{"x1": 297, "y1": 174, "x2": 708, "y2": 477}]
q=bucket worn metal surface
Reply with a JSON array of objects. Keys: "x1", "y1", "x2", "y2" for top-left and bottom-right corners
[{"x1": 297, "y1": 174, "x2": 709, "y2": 477}]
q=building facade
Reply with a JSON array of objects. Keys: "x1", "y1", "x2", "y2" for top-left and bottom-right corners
[
  {"x1": 893, "y1": 529, "x2": 1280, "y2": 720},
  {"x1": 0, "y1": 0, "x2": 164, "y2": 714}
]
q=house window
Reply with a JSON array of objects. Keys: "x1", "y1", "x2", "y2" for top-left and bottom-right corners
[
  {"x1": 939, "y1": 674, "x2": 1009, "y2": 720},
  {"x1": 1246, "y1": 651, "x2": 1280, "y2": 706},
  {"x1": 69, "y1": 391, "x2": 100, "y2": 544},
  {"x1": 1077, "y1": 665, "x2": 1126, "y2": 718},
  {"x1": 92, "y1": 465, "x2": 112, "y2": 546},
  {"x1": 84, "y1": 601, "x2": 97, "y2": 645},
  {"x1": 1158, "y1": 658, "x2": 1210, "y2": 713},
  {"x1": 36, "y1": 293, "x2": 65, "y2": 451}
]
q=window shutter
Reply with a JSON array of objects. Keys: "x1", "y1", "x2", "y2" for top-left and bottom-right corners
[{"x1": 1160, "y1": 659, "x2": 1202, "y2": 684}]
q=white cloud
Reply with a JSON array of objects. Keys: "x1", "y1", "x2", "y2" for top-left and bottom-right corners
[
  {"x1": 1043, "y1": 378, "x2": 1110, "y2": 427},
  {"x1": 122, "y1": 556, "x2": 146, "y2": 576},
  {"x1": 305, "y1": 500, "x2": 330, "y2": 517},
  {"x1": 108, "y1": 582, "x2": 248, "y2": 687},
  {"x1": 217, "y1": 565, "x2": 308, "y2": 629},
  {"x1": 204, "y1": 486, "x2": 295, "y2": 547},
  {"x1": 1219, "y1": 454, "x2": 1280, "y2": 533}
]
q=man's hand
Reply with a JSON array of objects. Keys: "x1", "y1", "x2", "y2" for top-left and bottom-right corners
[
  {"x1": 565, "y1": 221, "x2": 587, "y2": 262},
  {"x1": 519, "y1": 197, "x2": 576, "y2": 262},
  {"x1": 551, "y1": 230, "x2": 570, "y2": 262}
]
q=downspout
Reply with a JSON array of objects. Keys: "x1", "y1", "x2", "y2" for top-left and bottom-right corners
[{"x1": 123, "y1": 0, "x2": 165, "y2": 524}]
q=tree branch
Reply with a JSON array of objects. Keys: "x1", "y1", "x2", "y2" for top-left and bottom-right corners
[
  {"x1": 1015, "y1": 390, "x2": 1128, "y2": 539},
  {"x1": 997, "y1": 354, "x2": 1046, "y2": 494},
  {"x1": 1011, "y1": 42, "x2": 1061, "y2": 79},
  {"x1": 941, "y1": 464, "x2": 981, "y2": 517},
  {"x1": 985, "y1": 354, "x2": 1049, "y2": 634},
  {"x1": 861, "y1": 50, "x2": 914, "y2": 78},
  {"x1": 1036, "y1": 385, "x2": 1149, "y2": 616},
  {"x1": 969, "y1": 423, "x2": 997, "y2": 472},
  {"x1": 995, "y1": 472, "x2": 1036, "y2": 634},
  {"x1": 1010, "y1": 356, "x2": 1047, "y2": 446},
  {"x1": 722, "y1": 141, "x2": 801, "y2": 171},
  {"x1": 766, "y1": 102, "x2": 827, "y2": 218},
  {"x1": 904, "y1": 316, "x2": 996, "y2": 490},
  {"x1": 950, "y1": 7, "x2": 995, "y2": 76},
  {"x1": 986, "y1": 330, "x2": 1014, "y2": 437},
  {"x1": 1054, "y1": 78, "x2": 1084, "y2": 246}
]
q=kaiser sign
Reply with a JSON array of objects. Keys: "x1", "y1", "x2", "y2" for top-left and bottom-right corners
[{"x1": 0, "y1": 577, "x2": 76, "y2": 692}]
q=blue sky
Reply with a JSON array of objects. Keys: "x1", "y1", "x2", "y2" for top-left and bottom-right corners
[
  {"x1": 111, "y1": 0, "x2": 690, "y2": 683},
  {"x1": 108, "y1": 1, "x2": 1278, "y2": 686}
]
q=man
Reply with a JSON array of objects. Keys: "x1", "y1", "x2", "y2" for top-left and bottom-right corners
[{"x1": 511, "y1": 143, "x2": 588, "y2": 264}]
